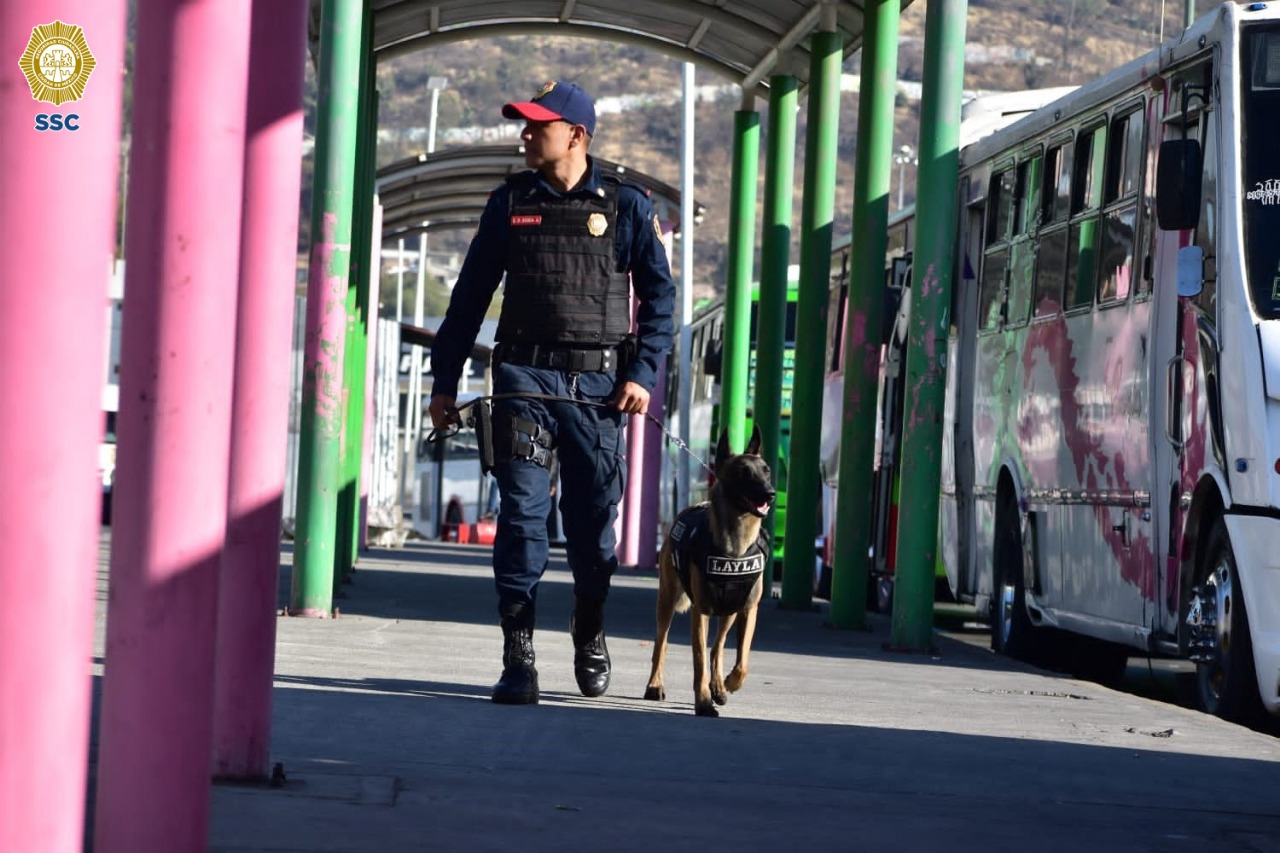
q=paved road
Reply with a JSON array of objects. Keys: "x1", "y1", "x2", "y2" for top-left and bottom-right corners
[{"x1": 92, "y1": 538, "x2": 1280, "y2": 852}]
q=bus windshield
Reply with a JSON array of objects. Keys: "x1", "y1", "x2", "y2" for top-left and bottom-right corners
[{"x1": 1241, "y1": 24, "x2": 1280, "y2": 320}]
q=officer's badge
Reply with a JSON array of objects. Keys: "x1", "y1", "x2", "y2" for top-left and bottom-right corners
[
  {"x1": 653, "y1": 213, "x2": 663, "y2": 240},
  {"x1": 19, "y1": 20, "x2": 96, "y2": 106},
  {"x1": 587, "y1": 212, "x2": 608, "y2": 236}
]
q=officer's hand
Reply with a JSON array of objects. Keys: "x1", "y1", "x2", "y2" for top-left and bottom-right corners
[
  {"x1": 611, "y1": 381, "x2": 650, "y2": 415},
  {"x1": 428, "y1": 394, "x2": 460, "y2": 429}
]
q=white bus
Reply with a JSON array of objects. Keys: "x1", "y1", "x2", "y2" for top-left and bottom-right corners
[{"x1": 942, "y1": 1, "x2": 1280, "y2": 721}]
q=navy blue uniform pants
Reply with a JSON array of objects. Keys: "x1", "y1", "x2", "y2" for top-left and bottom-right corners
[{"x1": 490, "y1": 362, "x2": 625, "y2": 618}]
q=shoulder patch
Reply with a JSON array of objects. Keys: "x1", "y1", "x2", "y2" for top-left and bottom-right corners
[{"x1": 653, "y1": 213, "x2": 663, "y2": 240}]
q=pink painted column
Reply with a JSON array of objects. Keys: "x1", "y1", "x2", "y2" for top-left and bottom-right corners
[
  {"x1": 637, "y1": 364, "x2": 667, "y2": 571},
  {"x1": 360, "y1": 200, "x2": 384, "y2": 547},
  {"x1": 620, "y1": 422, "x2": 644, "y2": 567},
  {"x1": 93, "y1": 1, "x2": 252, "y2": 850},
  {"x1": 619, "y1": 298, "x2": 645, "y2": 566},
  {"x1": 211, "y1": 0, "x2": 308, "y2": 782},
  {"x1": 0, "y1": 7, "x2": 125, "y2": 852}
]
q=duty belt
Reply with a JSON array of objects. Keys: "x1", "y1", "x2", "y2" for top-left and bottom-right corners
[{"x1": 494, "y1": 343, "x2": 617, "y2": 372}]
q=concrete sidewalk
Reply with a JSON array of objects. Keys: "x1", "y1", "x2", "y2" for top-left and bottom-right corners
[{"x1": 106, "y1": 539, "x2": 1280, "y2": 851}]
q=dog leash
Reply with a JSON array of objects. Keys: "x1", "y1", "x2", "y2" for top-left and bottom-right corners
[{"x1": 428, "y1": 391, "x2": 718, "y2": 480}]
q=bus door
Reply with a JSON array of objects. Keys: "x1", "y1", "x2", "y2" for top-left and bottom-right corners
[
  {"x1": 1152, "y1": 58, "x2": 1219, "y2": 642},
  {"x1": 869, "y1": 254, "x2": 910, "y2": 607},
  {"x1": 943, "y1": 176, "x2": 986, "y2": 601}
]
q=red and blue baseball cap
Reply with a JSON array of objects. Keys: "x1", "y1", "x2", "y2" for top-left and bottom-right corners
[{"x1": 502, "y1": 81, "x2": 597, "y2": 136}]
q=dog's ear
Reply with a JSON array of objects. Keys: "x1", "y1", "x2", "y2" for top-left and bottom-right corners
[
  {"x1": 746, "y1": 424, "x2": 763, "y2": 456},
  {"x1": 714, "y1": 429, "x2": 730, "y2": 469}
]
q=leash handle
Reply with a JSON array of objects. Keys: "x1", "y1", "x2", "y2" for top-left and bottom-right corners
[{"x1": 423, "y1": 391, "x2": 717, "y2": 478}]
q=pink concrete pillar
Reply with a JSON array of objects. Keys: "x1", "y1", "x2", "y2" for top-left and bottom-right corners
[
  {"x1": 621, "y1": 413, "x2": 646, "y2": 567},
  {"x1": 619, "y1": 297, "x2": 644, "y2": 566},
  {"x1": 0, "y1": 7, "x2": 125, "y2": 852},
  {"x1": 637, "y1": 364, "x2": 667, "y2": 570},
  {"x1": 360, "y1": 200, "x2": 383, "y2": 548},
  {"x1": 94, "y1": 1, "x2": 252, "y2": 849},
  {"x1": 211, "y1": 0, "x2": 308, "y2": 782}
]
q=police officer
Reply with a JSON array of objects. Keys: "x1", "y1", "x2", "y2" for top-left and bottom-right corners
[{"x1": 427, "y1": 81, "x2": 675, "y2": 705}]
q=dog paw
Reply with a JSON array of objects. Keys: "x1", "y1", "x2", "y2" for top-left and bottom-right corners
[
  {"x1": 643, "y1": 686, "x2": 665, "y2": 701},
  {"x1": 711, "y1": 684, "x2": 728, "y2": 706},
  {"x1": 694, "y1": 703, "x2": 720, "y2": 718},
  {"x1": 725, "y1": 671, "x2": 745, "y2": 693}
]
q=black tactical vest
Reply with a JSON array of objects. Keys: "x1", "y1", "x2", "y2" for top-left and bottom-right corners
[
  {"x1": 669, "y1": 503, "x2": 769, "y2": 616},
  {"x1": 496, "y1": 172, "x2": 634, "y2": 346}
]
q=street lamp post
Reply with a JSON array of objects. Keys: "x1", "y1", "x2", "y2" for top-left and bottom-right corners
[
  {"x1": 426, "y1": 75, "x2": 448, "y2": 154},
  {"x1": 415, "y1": 75, "x2": 447, "y2": 536},
  {"x1": 893, "y1": 143, "x2": 917, "y2": 211}
]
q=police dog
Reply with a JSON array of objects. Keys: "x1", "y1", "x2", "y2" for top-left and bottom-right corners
[{"x1": 644, "y1": 426, "x2": 775, "y2": 717}]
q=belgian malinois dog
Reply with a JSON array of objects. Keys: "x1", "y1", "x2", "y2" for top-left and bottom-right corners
[{"x1": 644, "y1": 426, "x2": 775, "y2": 717}]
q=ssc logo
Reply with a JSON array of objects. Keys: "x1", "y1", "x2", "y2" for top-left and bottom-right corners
[
  {"x1": 35, "y1": 114, "x2": 79, "y2": 132},
  {"x1": 19, "y1": 20, "x2": 96, "y2": 106}
]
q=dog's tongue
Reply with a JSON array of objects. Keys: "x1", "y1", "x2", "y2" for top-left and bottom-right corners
[{"x1": 756, "y1": 502, "x2": 770, "y2": 516}]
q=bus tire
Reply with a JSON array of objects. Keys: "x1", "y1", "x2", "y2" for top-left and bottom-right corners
[
  {"x1": 991, "y1": 496, "x2": 1035, "y2": 659},
  {"x1": 1195, "y1": 519, "x2": 1264, "y2": 723}
]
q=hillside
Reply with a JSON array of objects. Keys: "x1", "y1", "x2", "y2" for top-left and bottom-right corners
[{"x1": 298, "y1": 0, "x2": 1232, "y2": 313}]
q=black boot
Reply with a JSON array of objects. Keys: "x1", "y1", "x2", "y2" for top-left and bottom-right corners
[
  {"x1": 492, "y1": 608, "x2": 538, "y2": 705},
  {"x1": 571, "y1": 597, "x2": 610, "y2": 698}
]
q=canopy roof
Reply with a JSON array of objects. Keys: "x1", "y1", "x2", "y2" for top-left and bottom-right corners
[
  {"x1": 377, "y1": 145, "x2": 705, "y2": 238},
  {"x1": 313, "y1": 1, "x2": 911, "y2": 97}
]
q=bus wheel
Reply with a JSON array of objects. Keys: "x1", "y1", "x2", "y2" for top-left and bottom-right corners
[
  {"x1": 1189, "y1": 519, "x2": 1263, "y2": 722},
  {"x1": 991, "y1": 498, "x2": 1034, "y2": 659}
]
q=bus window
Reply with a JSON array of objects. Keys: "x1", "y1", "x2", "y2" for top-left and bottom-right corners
[
  {"x1": 1013, "y1": 156, "x2": 1042, "y2": 236},
  {"x1": 1182, "y1": 62, "x2": 1219, "y2": 321},
  {"x1": 1072, "y1": 124, "x2": 1106, "y2": 215},
  {"x1": 980, "y1": 169, "x2": 1015, "y2": 330},
  {"x1": 1098, "y1": 108, "x2": 1143, "y2": 304},
  {"x1": 987, "y1": 168, "x2": 1014, "y2": 247},
  {"x1": 1195, "y1": 109, "x2": 1219, "y2": 319},
  {"x1": 1033, "y1": 141, "x2": 1073, "y2": 318},
  {"x1": 826, "y1": 280, "x2": 847, "y2": 373},
  {"x1": 1034, "y1": 228, "x2": 1068, "y2": 317},
  {"x1": 1105, "y1": 107, "x2": 1145, "y2": 204},
  {"x1": 979, "y1": 251, "x2": 1007, "y2": 331},
  {"x1": 1066, "y1": 124, "x2": 1106, "y2": 310},
  {"x1": 1007, "y1": 155, "x2": 1042, "y2": 327},
  {"x1": 1098, "y1": 207, "x2": 1137, "y2": 303},
  {"x1": 1045, "y1": 138, "x2": 1074, "y2": 224}
]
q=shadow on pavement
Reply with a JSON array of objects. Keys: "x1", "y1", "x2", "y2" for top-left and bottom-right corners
[
  {"x1": 206, "y1": 678, "x2": 1280, "y2": 853},
  {"x1": 307, "y1": 543, "x2": 1009, "y2": 674}
]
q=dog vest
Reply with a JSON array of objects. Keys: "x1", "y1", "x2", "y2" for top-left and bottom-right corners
[{"x1": 669, "y1": 503, "x2": 769, "y2": 617}]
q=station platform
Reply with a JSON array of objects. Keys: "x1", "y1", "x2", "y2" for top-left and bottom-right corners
[{"x1": 94, "y1": 538, "x2": 1280, "y2": 852}]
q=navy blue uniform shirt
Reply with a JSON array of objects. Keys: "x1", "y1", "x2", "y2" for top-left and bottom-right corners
[{"x1": 429, "y1": 157, "x2": 676, "y2": 399}]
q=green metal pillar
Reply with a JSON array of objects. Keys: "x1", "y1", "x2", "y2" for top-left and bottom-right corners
[
  {"x1": 891, "y1": 0, "x2": 967, "y2": 649},
  {"x1": 830, "y1": 0, "x2": 900, "y2": 628},
  {"x1": 780, "y1": 28, "x2": 842, "y2": 609},
  {"x1": 290, "y1": 0, "x2": 363, "y2": 617},
  {"x1": 1185, "y1": 0, "x2": 1196, "y2": 27},
  {"x1": 720, "y1": 99, "x2": 760, "y2": 454},
  {"x1": 754, "y1": 73, "x2": 798, "y2": 594},
  {"x1": 337, "y1": 29, "x2": 377, "y2": 585}
]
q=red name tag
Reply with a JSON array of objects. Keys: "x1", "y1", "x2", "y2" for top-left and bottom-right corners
[{"x1": 510, "y1": 215, "x2": 542, "y2": 226}]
